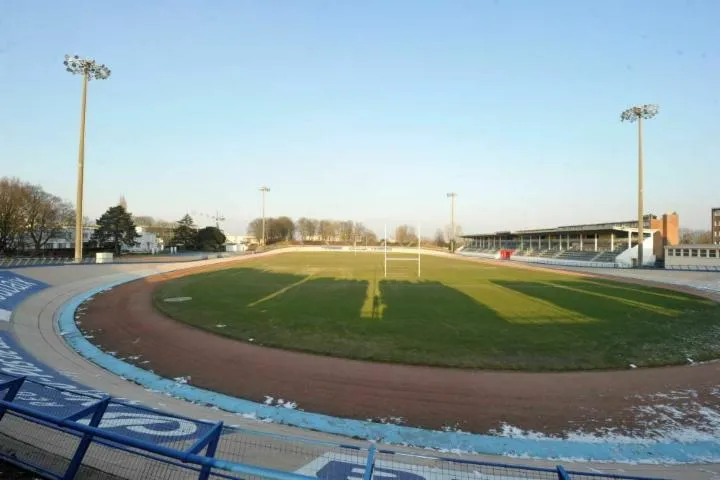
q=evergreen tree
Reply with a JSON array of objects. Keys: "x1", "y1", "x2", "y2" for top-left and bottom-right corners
[
  {"x1": 92, "y1": 205, "x2": 140, "y2": 255},
  {"x1": 171, "y1": 214, "x2": 198, "y2": 249},
  {"x1": 196, "y1": 226, "x2": 226, "y2": 251}
]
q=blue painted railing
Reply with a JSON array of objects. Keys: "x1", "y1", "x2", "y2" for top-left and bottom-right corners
[{"x1": 0, "y1": 372, "x2": 667, "y2": 480}]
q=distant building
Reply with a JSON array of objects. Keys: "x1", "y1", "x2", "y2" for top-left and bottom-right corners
[
  {"x1": 462, "y1": 212, "x2": 680, "y2": 267},
  {"x1": 225, "y1": 235, "x2": 258, "y2": 245},
  {"x1": 665, "y1": 244, "x2": 720, "y2": 269},
  {"x1": 123, "y1": 226, "x2": 162, "y2": 254},
  {"x1": 713, "y1": 207, "x2": 720, "y2": 245},
  {"x1": 20, "y1": 226, "x2": 96, "y2": 251}
]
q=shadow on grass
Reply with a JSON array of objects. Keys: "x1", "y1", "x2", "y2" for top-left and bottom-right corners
[
  {"x1": 157, "y1": 268, "x2": 720, "y2": 369},
  {"x1": 491, "y1": 279, "x2": 683, "y2": 320}
]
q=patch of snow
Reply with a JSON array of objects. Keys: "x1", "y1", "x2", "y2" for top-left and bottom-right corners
[{"x1": 264, "y1": 396, "x2": 274, "y2": 405}]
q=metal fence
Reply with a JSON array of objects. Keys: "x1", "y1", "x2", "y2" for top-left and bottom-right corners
[
  {"x1": 0, "y1": 257, "x2": 90, "y2": 268},
  {"x1": 510, "y1": 256, "x2": 630, "y2": 269},
  {"x1": 665, "y1": 264, "x2": 720, "y2": 272},
  {"x1": 458, "y1": 251, "x2": 629, "y2": 269},
  {"x1": 0, "y1": 253, "x2": 244, "y2": 269},
  {"x1": 0, "y1": 372, "x2": 668, "y2": 480}
]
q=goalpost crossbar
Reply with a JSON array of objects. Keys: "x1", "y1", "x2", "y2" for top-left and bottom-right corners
[{"x1": 384, "y1": 223, "x2": 421, "y2": 278}]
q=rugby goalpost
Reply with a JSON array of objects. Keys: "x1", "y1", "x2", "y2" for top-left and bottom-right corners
[{"x1": 383, "y1": 224, "x2": 421, "y2": 278}]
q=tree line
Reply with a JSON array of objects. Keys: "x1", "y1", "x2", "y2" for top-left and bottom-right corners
[
  {"x1": 168, "y1": 214, "x2": 226, "y2": 251},
  {"x1": 679, "y1": 228, "x2": 713, "y2": 244},
  {"x1": 0, "y1": 177, "x2": 74, "y2": 254},
  {"x1": 245, "y1": 217, "x2": 460, "y2": 248},
  {"x1": 89, "y1": 209, "x2": 228, "y2": 255},
  {"x1": 246, "y1": 217, "x2": 380, "y2": 245}
]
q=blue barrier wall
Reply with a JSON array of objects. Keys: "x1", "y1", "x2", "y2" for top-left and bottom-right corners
[{"x1": 0, "y1": 370, "x2": 668, "y2": 480}]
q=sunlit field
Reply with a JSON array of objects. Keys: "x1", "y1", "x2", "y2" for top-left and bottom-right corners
[{"x1": 153, "y1": 252, "x2": 720, "y2": 371}]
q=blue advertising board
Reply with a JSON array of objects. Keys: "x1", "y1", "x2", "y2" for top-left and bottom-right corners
[
  {"x1": 0, "y1": 332, "x2": 213, "y2": 442},
  {"x1": 0, "y1": 271, "x2": 49, "y2": 322}
]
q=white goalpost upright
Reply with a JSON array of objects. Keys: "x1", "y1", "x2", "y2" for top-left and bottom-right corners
[{"x1": 384, "y1": 224, "x2": 421, "y2": 278}]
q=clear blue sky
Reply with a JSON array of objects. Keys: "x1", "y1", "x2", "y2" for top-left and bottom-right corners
[{"x1": 1, "y1": 0, "x2": 718, "y2": 236}]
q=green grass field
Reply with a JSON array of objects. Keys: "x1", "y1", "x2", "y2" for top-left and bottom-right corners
[{"x1": 153, "y1": 252, "x2": 720, "y2": 371}]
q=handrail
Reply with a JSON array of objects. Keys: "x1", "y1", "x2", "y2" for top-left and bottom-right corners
[{"x1": 0, "y1": 370, "x2": 669, "y2": 480}]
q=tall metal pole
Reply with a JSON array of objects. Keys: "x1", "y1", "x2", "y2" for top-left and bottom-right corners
[
  {"x1": 74, "y1": 70, "x2": 89, "y2": 263},
  {"x1": 637, "y1": 117, "x2": 644, "y2": 268},
  {"x1": 621, "y1": 104, "x2": 657, "y2": 268},
  {"x1": 446, "y1": 193, "x2": 457, "y2": 252},
  {"x1": 64, "y1": 54, "x2": 111, "y2": 263},
  {"x1": 384, "y1": 224, "x2": 387, "y2": 278},
  {"x1": 262, "y1": 192, "x2": 266, "y2": 245},
  {"x1": 417, "y1": 224, "x2": 421, "y2": 278},
  {"x1": 259, "y1": 186, "x2": 270, "y2": 246}
]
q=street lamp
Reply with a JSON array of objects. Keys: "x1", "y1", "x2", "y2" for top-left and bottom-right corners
[
  {"x1": 446, "y1": 192, "x2": 457, "y2": 252},
  {"x1": 621, "y1": 104, "x2": 659, "y2": 268},
  {"x1": 64, "y1": 54, "x2": 111, "y2": 263},
  {"x1": 259, "y1": 186, "x2": 270, "y2": 245}
]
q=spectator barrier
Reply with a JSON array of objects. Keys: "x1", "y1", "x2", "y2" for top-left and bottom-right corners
[{"x1": 0, "y1": 372, "x2": 667, "y2": 480}]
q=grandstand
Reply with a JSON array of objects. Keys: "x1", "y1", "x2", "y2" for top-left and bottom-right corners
[{"x1": 461, "y1": 213, "x2": 679, "y2": 267}]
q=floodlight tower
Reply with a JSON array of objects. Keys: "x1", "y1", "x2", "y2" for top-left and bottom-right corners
[
  {"x1": 446, "y1": 192, "x2": 457, "y2": 252},
  {"x1": 621, "y1": 104, "x2": 659, "y2": 268},
  {"x1": 259, "y1": 186, "x2": 270, "y2": 245},
  {"x1": 63, "y1": 54, "x2": 111, "y2": 263}
]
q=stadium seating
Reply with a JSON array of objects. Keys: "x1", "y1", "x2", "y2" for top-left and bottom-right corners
[
  {"x1": 592, "y1": 250, "x2": 623, "y2": 263},
  {"x1": 556, "y1": 250, "x2": 602, "y2": 261}
]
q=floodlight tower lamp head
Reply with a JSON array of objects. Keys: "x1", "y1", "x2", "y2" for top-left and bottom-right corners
[
  {"x1": 63, "y1": 54, "x2": 112, "y2": 80},
  {"x1": 620, "y1": 104, "x2": 659, "y2": 123}
]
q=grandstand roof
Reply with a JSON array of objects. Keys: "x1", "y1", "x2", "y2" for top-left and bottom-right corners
[{"x1": 463, "y1": 215, "x2": 658, "y2": 238}]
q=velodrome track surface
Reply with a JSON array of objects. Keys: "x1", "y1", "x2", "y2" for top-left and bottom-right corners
[{"x1": 4, "y1": 251, "x2": 720, "y2": 479}]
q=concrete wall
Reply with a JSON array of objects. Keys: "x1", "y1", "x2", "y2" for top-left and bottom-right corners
[{"x1": 615, "y1": 236, "x2": 656, "y2": 267}]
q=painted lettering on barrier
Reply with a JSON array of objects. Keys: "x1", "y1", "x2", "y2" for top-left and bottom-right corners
[
  {"x1": 0, "y1": 272, "x2": 49, "y2": 321},
  {"x1": 76, "y1": 411, "x2": 199, "y2": 437},
  {"x1": 295, "y1": 453, "x2": 528, "y2": 480},
  {"x1": 0, "y1": 333, "x2": 209, "y2": 442}
]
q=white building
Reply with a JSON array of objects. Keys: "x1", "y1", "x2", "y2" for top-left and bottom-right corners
[
  {"x1": 225, "y1": 235, "x2": 257, "y2": 245},
  {"x1": 20, "y1": 226, "x2": 95, "y2": 251},
  {"x1": 665, "y1": 244, "x2": 720, "y2": 269},
  {"x1": 122, "y1": 226, "x2": 163, "y2": 254}
]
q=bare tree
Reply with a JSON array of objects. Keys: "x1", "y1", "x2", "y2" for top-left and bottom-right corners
[
  {"x1": 309, "y1": 219, "x2": 320, "y2": 241},
  {"x1": 338, "y1": 220, "x2": 354, "y2": 242},
  {"x1": 133, "y1": 215, "x2": 156, "y2": 227},
  {"x1": 295, "y1": 217, "x2": 316, "y2": 242},
  {"x1": 318, "y1": 220, "x2": 336, "y2": 243},
  {"x1": 444, "y1": 223, "x2": 464, "y2": 246},
  {"x1": 680, "y1": 228, "x2": 712, "y2": 244},
  {"x1": 434, "y1": 228, "x2": 446, "y2": 247},
  {"x1": 394, "y1": 225, "x2": 417, "y2": 246},
  {"x1": 25, "y1": 185, "x2": 74, "y2": 253},
  {"x1": 274, "y1": 216, "x2": 295, "y2": 242},
  {"x1": 0, "y1": 177, "x2": 30, "y2": 253},
  {"x1": 247, "y1": 218, "x2": 264, "y2": 241}
]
